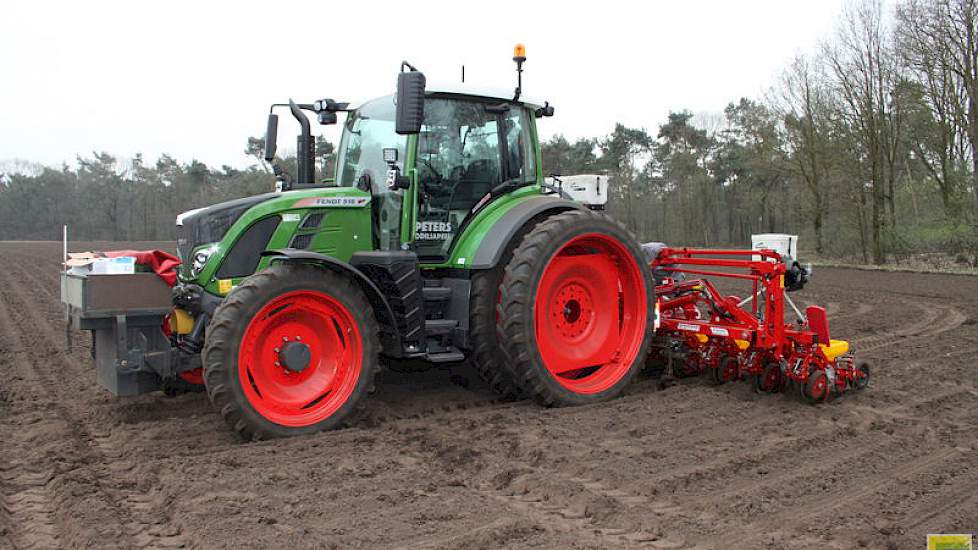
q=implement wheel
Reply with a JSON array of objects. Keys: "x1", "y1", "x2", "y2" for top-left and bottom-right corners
[
  {"x1": 497, "y1": 211, "x2": 653, "y2": 406},
  {"x1": 753, "y1": 363, "x2": 782, "y2": 393},
  {"x1": 203, "y1": 264, "x2": 379, "y2": 440},
  {"x1": 709, "y1": 356, "x2": 738, "y2": 386},
  {"x1": 804, "y1": 371, "x2": 831, "y2": 404}
]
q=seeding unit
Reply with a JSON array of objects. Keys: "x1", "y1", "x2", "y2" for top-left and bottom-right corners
[{"x1": 648, "y1": 247, "x2": 870, "y2": 402}]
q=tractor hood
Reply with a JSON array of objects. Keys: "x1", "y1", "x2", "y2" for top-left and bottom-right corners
[{"x1": 176, "y1": 192, "x2": 278, "y2": 262}]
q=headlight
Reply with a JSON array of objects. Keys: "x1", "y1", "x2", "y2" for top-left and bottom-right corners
[{"x1": 190, "y1": 245, "x2": 217, "y2": 277}]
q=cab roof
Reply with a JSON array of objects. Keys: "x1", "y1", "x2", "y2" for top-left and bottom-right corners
[
  {"x1": 425, "y1": 82, "x2": 546, "y2": 109},
  {"x1": 351, "y1": 83, "x2": 546, "y2": 111}
]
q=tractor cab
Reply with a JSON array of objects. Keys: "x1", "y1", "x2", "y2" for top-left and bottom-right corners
[{"x1": 330, "y1": 87, "x2": 545, "y2": 261}]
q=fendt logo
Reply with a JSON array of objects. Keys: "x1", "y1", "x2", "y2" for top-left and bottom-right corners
[{"x1": 292, "y1": 196, "x2": 371, "y2": 208}]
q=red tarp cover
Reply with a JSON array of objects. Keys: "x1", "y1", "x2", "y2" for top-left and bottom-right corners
[{"x1": 103, "y1": 250, "x2": 181, "y2": 287}]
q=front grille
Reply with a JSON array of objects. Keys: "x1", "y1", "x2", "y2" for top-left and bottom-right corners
[
  {"x1": 215, "y1": 216, "x2": 281, "y2": 279},
  {"x1": 175, "y1": 192, "x2": 277, "y2": 265}
]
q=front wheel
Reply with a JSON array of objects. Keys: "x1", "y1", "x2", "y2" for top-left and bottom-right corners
[
  {"x1": 203, "y1": 263, "x2": 379, "y2": 440},
  {"x1": 497, "y1": 210, "x2": 653, "y2": 406}
]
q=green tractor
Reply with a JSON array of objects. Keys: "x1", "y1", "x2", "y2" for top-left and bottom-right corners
[{"x1": 111, "y1": 48, "x2": 654, "y2": 439}]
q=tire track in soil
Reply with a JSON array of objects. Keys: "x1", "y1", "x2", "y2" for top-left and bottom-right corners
[
  {"x1": 490, "y1": 307, "x2": 976, "y2": 547},
  {"x1": 8, "y1": 256, "x2": 240, "y2": 458},
  {"x1": 0, "y1": 287, "x2": 80, "y2": 550},
  {"x1": 849, "y1": 300, "x2": 966, "y2": 354},
  {"x1": 435, "y1": 321, "x2": 959, "y2": 533},
  {"x1": 696, "y1": 392, "x2": 978, "y2": 545},
  {"x1": 402, "y1": 426, "x2": 704, "y2": 550},
  {"x1": 0, "y1": 267, "x2": 189, "y2": 549},
  {"x1": 898, "y1": 463, "x2": 978, "y2": 533},
  {"x1": 680, "y1": 385, "x2": 978, "y2": 536}
]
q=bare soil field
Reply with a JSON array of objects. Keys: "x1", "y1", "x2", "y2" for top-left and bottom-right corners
[{"x1": 1, "y1": 241, "x2": 976, "y2": 550}]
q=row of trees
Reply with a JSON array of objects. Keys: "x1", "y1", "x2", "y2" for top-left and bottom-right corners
[
  {"x1": 1, "y1": 0, "x2": 976, "y2": 263},
  {"x1": 547, "y1": 0, "x2": 978, "y2": 263},
  {"x1": 0, "y1": 137, "x2": 333, "y2": 242}
]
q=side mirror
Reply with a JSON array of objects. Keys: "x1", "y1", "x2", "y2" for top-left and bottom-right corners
[
  {"x1": 395, "y1": 68, "x2": 425, "y2": 135},
  {"x1": 264, "y1": 113, "x2": 278, "y2": 162}
]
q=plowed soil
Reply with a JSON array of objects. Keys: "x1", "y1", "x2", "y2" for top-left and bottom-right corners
[{"x1": 1, "y1": 241, "x2": 976, "y2": 550}]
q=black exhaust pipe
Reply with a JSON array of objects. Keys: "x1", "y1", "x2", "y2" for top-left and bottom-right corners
[{"x1": 289, "y1": 99, "x2": 315, "y2": 184}]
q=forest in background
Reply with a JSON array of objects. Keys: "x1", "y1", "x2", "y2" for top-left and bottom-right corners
[{"x1": 1, "y1": 0, "x2": 976, "y2": 265}]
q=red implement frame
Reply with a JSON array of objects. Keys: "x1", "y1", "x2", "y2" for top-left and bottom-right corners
[{"x1": 649, "y1": 247, "x2": 867, "y2": 400}]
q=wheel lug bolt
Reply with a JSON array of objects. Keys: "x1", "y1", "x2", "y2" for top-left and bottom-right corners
[
  {"x1": 283, "y1": 337, "x2": 289, "y2": 342},
  {"x1": 274, "y1": 347, "x2": 280, "y2": 353},
  {"x1": 275, "y1": 361, "x2": 281, "y2": 366},
  {"x1": 296, "y1": 336, "x2": 302, "y2": 341}
]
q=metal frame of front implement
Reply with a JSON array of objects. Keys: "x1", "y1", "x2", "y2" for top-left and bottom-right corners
[{"x1": 650, "y1": 247, "x2": 868, "y2": 401}]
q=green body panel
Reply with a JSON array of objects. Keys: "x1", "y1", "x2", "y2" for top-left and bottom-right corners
[{"x1": 182, "y1": 186, "x2": 373, "y2": 296}]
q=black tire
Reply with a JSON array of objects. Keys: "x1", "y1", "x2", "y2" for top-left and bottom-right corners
[
  {"x1": 469, "y1": 267, "x2": 524, "y2": 400},
  {"x1": 496, "y1": 210, "x2": 654, "y2": 406},
  {"x1": 202, "y1": 263, "x2": 380, "y2": 440}
]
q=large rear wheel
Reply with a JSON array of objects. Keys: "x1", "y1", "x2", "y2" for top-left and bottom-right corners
[
  {"x1": 469, "y1": 267, "x2": 524, "y2": 400},
  {"x1": 203, "y1": 263, "x2": 379, "y2": 440},
  {"x1": 497, "y1": 210, "x2": 653, "y2": 406}
]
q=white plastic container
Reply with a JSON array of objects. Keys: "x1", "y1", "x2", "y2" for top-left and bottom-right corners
[
  {"x1": 545, "y1": 174, "x2": 608, "y2": 208},
  {"x1": 89, "y1": 256, "x2": 136, "y2": 275},
  {"x1": 751, "y1": 234, "x2": 797, "y2": 261}
]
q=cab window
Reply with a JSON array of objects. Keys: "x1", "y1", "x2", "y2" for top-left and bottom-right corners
[{"x1": 415, "y1": 98, "x2": 536, "y2": 259}]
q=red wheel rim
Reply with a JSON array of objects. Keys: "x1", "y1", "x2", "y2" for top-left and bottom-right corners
[
  {"x1": 238, "y1": 290, "x2": 362, "y2": 427},
  {"x1": 809, "y1": 373, "x2": 828, "y2": 401},
  {"x1": 533, "y1": 233, "x2": 647, "y2": 394}
]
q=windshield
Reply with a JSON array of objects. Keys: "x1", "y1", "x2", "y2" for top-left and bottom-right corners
[
  {"x1": 335, "y1": 96, "x2": 405, "y2": 251},
  {"x1": 335, "y1": 97, "x2": 405, "y2": 191}
]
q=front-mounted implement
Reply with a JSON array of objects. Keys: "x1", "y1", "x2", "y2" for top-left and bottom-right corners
[{"x1": 61, "y1": 270, "x2": 202, "y2": 396}]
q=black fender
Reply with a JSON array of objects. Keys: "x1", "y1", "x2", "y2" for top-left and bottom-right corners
[
  {"x1": 470, "y1": 195, "x2": 583, "y2": 269},
  {"x1": 259, "y1": 249, "x2": 402, "y2": 356}
]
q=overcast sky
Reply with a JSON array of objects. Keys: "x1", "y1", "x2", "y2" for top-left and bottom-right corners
[{"x1": 1, "y1": 0, "x2": 846, "y2": 170}]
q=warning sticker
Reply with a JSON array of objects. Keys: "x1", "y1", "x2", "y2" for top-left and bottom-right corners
[{"x1": 677, "y1": 323, "x2": 700, "y2": 332}]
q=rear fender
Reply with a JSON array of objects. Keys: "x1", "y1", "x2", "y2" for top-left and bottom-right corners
[
  {"x1": 260, "y1": 249, "x2": 402, "y2": 356},
  {"x1": 469, "y1": 196, "x2": 582, "y2": 269}
]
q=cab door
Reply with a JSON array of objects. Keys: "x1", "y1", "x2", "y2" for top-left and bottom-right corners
[{"x1": 411, "y1": 97, "x2": 536, "y2": 261}]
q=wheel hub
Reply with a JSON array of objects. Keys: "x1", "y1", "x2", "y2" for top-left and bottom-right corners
[
  {"x1": 278, "y1": 340, "x2": 312, "y2": 373},
  {"x1": 552, "y1": 284, "x2": 593, "y2": 338}
]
